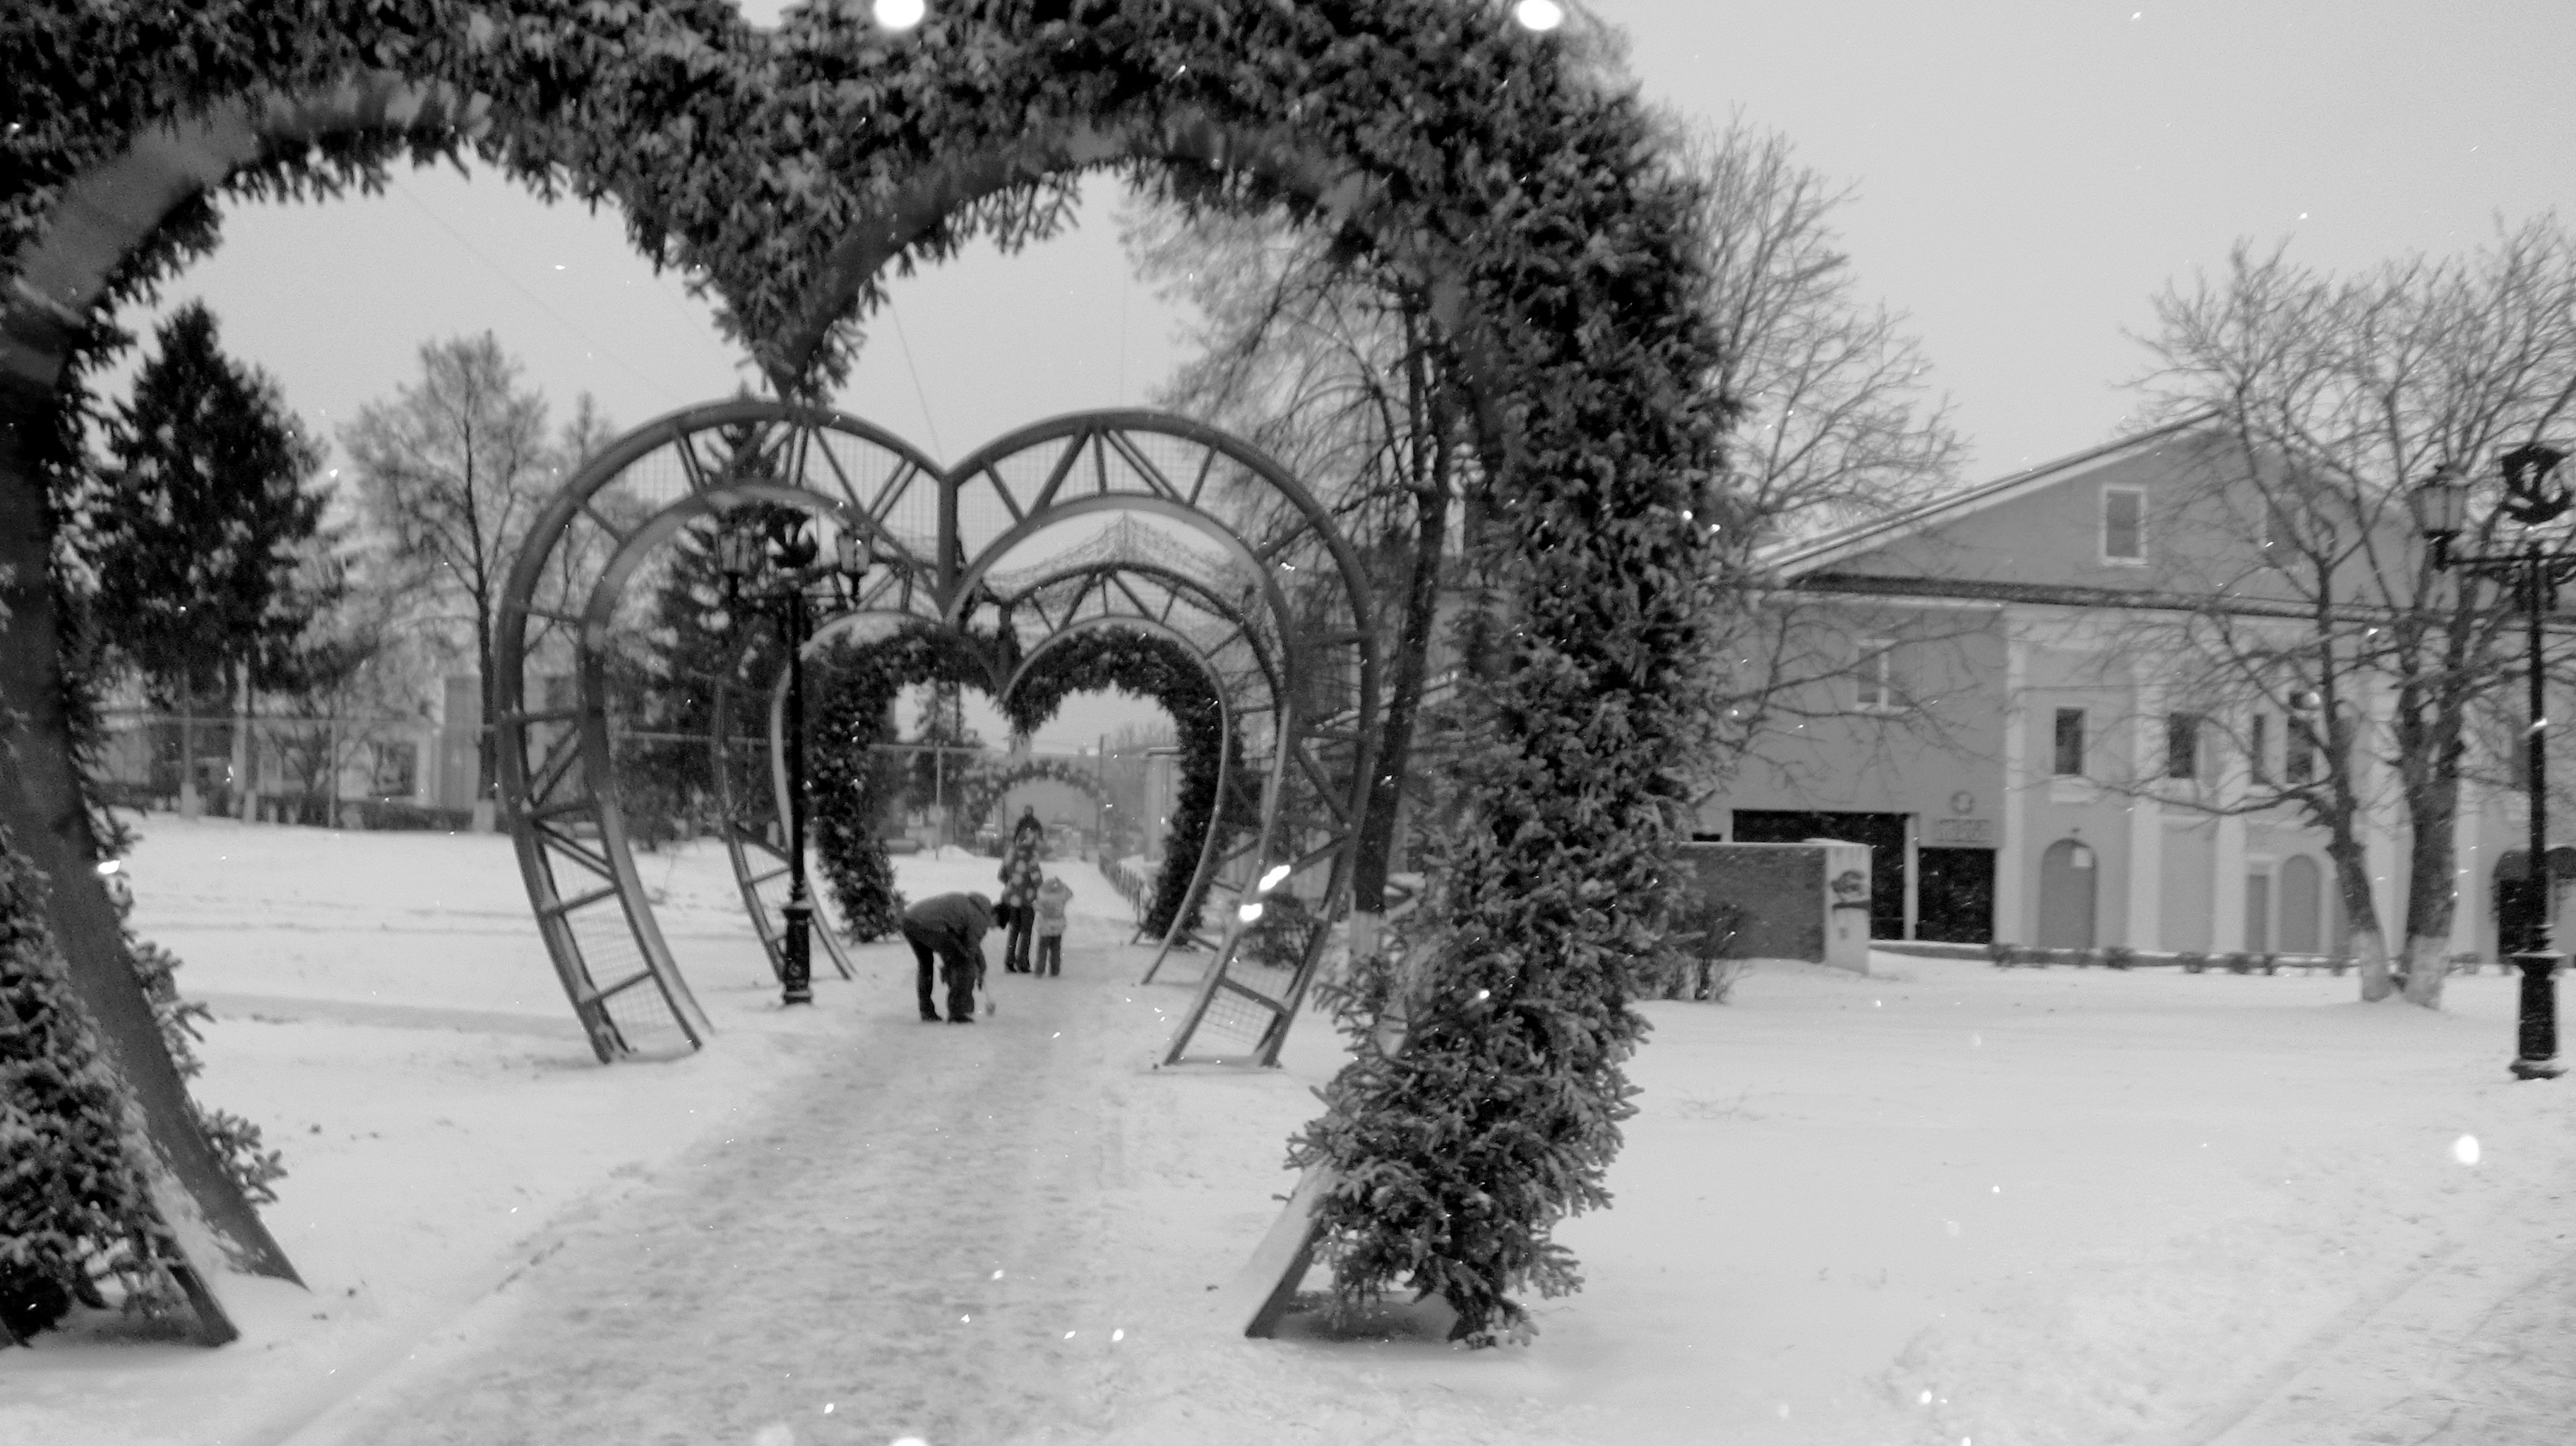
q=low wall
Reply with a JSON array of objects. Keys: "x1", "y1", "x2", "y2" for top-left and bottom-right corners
[{"x1": 1672, "y1": 841, "x2": 1871, "y2": 974}]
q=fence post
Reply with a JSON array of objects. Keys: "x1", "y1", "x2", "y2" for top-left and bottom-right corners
[{"x1": 178, "y1": 697, "x2": 198, "y2": 816}]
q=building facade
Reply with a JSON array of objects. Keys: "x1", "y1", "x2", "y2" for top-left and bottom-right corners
[{"x1": 1698, "y1": 416, "x2": 2551, "y2": 962}]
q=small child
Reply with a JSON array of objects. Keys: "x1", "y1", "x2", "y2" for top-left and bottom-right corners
[{"x1": 1033, "y1": 873, "x2": 1073, "y2": 977}]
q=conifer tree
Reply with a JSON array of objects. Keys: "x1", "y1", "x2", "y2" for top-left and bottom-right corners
[{"x1": 82, "y1": 302, "x2": 333, "y2": 807}]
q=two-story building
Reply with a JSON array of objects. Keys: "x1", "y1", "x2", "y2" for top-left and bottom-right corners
[{"x1": 1698, "y1": 413, "x2": 2552, "y2": 961}]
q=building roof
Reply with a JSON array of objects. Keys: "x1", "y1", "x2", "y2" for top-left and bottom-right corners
[{"x1": 1760, "y1": 408, "x2": 2224, "y2": 580}]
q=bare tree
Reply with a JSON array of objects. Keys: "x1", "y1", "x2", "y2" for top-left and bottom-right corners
[
  {"x1": 1691, "y1": 115, "x2": 1963, "y2": 549},
  {"x1": 259, "y1": 534, "x2": 455, "y2": 826},
  {"x1": 339, "y1": 336, "x2": 583, "y2": 811},
  {"x1": 1680, "y1": 114, "x2": 1974, "y2": 805},
  {"x1": 1123, "y1": 112, "x2": 1967, "y2": 958},
  {"x1": 1125, "y1": 193, "x2": 1474, "y2": 964},
  {"x1": 2135, "y1": 216, "x2": 2576, "y2": 1005}
]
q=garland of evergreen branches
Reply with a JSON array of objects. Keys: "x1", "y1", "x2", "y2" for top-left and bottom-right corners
[
  {"x1": 950, "y1": 757, "x2": 1107, "y2": 841},
  {"x1": 0, "y1": 585, "x2": 283, "y2": 1337},
  {"x1": 5, "y1": 0, "x2": 1735, "y2": 1345},
  {"x1": 804, "y1": 626, "x2": 992, "y2": 943},
  {"x1": 1000, "y1": 629, "x2": 1239, "y2": 940},
  {"x1": 0, "y1": 836, "x2": 181, "y2": 1340}
]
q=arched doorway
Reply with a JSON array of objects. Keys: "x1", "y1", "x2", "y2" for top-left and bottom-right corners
[
  {"x1": 2036, "y1": 837, "x2": 2097, "y2": 950},
  {"x1": 2278, "y1": 854, "x2": 2323, "y2": 955},
  {"x1": 2491, "y1": 847, "x2": 2576, "y2": 957}
]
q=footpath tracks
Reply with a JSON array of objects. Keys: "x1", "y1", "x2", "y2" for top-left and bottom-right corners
[
  {"x1": 2190, "y1": 1159, "x2": 2576, "y2": 1446},
  {"x1": 287, "y1": 956, "x2": 1133, "y2": 1446}
]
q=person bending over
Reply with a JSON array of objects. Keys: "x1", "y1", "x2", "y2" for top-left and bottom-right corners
[{"x1": 901, "y1": 891, "x2": 993, "y2": 1023}]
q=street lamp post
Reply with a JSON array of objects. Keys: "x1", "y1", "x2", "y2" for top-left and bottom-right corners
[
  {"x1": 2414, "y1": 443, "x2": 2573, "y2": 1080},
  {"x1": 720, "y1": 512, "x2": 871, "y2": 1008}
]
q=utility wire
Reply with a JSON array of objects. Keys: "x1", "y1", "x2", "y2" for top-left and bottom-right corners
[
  {"x1": 389, "y1": 176, "x2": 686, "y2": 408},
  {"x1": 884, "y1": 294, "x2": 945, "y2": 461}
]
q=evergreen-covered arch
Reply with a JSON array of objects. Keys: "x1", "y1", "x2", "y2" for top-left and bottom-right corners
[
  {"x1": 954, "y1": 758, "x2": 1111, "y2": 841},
  {"x1": 765, "y1": 612, "x2": 1242, "y2": 953},
  {"x1": 793, "y1": 616, "x2": 997, "y2": 945},
  {"x1": 997, "y1": 621, "x2": 1251, "y2": 944},
  {"x1": 5, "y1": 1, "x2": 1731, "y2": 1346}
]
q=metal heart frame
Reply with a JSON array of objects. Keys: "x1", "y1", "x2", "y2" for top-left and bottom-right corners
[{"x1": 492, "y1": 398, "x2": 1378, "y2": 1068}]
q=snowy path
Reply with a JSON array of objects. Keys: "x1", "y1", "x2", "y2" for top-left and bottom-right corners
[
  {"x1": 275, "y1": 868, "x2": 1580, "y2": 1446},
  {"x1": 295, "y1": 924, "x2": 1144, "y2": 1445},
  {"x1": 2195, "y1": 1155, "x2": 2576, "y2": 1446}
]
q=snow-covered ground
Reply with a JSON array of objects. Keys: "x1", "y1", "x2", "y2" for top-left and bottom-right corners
[{"x1": 3, "y1": 815, "x2": 2572, "y2": 1445}]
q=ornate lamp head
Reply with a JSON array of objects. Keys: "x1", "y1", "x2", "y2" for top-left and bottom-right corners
[
  {"x1": 2499, "y1": 443, "x2": 2571, "y2": 527},
  {"x1": 715, "y1": 525, "x2": 758, "y2": 584},
  {"x1": 2411, "y1": 462, "x2": 2469, "y2": 542}
]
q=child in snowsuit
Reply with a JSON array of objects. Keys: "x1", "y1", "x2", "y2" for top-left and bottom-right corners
[
  {"x1": 900, "y1": 891, "x2": 994, "y2": 1023},
  {"x1": 1033, "y1": 873, "x2": 1073, "y2": 977}
]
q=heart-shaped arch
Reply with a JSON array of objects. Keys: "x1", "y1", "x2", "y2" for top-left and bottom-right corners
[
  {"x1": 4, "y1": 1, "x2": 1731, "y2": 1345},
  {"x1": 495, "y1": 400, "x2": 1377, "y2": 1068}
]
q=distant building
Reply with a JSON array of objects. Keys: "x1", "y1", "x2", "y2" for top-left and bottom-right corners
[{"x1": 1699, "y1": 415, "x2": 2547, "y2": 960}]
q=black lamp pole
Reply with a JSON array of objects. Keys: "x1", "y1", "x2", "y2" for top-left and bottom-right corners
[
  {"x1": 2417, "y1": 443, "x2": 2572, "y2": 1080},
  {"x1": 721, "y1": 511, "x2": 869, "y2": 1009},
  {"x1": 780, "y1": 576, "x2": 813, "y2": 1007}
]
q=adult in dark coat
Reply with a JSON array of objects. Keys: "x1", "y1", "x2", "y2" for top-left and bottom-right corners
[
  {"x1": 997, "y1": 807, "x2": 1045, "y2": 974},
  {"x1": 901, "y1": 891, "x2": 994, "y2": 1023}
]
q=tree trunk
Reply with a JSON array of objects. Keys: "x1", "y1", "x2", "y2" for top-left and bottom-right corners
[
  {"x1": 2348, "y1": 924, "x2": 2395, "y2": 999},
  {"x1": 229, "y1": 666, "x2": 254, "y2": 820},
  {"x1": 2325, "y1": 827, "x2": 2397, "y2": 1000},
  {"x1": 177, "y1": 693, "x2": 198, "y2": 817},
  {"x1": 474, "y1": 620, "x2": 499, "y2": 832},
  {"x1": 2401, "y1": 932, "x2": 2452, "y2": 1008},
  {"x1": 1350, "y1": 496, "x2": 1450, "y2": 919},
  {"x1": 2397, "y1": 815, "x2": 2460, "y2": 1008}
]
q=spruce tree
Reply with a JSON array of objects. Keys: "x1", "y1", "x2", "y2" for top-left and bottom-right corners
[{"x1": 83, "y1": 301, "x2": 332, "y2": 716}]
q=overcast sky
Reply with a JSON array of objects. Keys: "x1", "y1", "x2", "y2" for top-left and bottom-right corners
[{"x1": 103, "y1": 0, "x2": 2576, "y2": 746}]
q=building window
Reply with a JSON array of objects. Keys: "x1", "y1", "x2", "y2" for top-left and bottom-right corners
[
  {"x1": 2250, "y1": 713, "x2": 2271, "y2": 785},
  {"x1": 2102, "y1": 486, "x2": 2146, "y2": 563},
  {"x1": 370, "y1": 740, "x2": 419, "y2": 799},
  {"x1": 2053, "y1": 708, "x2": 2087, "y2": 776},
  {"x1": 1854, "y1": 638, "x2": 1898, "y2": 712},
  {"x1": 2286, "y1": 715, "x2": 2318, "y2": 782},
  {"x1": 2166, "y1": 712, "x2": 2202, "y2": 779}
]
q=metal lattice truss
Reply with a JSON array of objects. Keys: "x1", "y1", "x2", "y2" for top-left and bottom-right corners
[{"x1": 495, "y1": 399, "x2": 1377, "y2": 1066}]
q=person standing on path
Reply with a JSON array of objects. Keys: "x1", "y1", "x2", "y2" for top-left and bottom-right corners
[
  {"x1": 1033, "y1": 873, "x2": 1073, "y2": 977},
  {"x1": 997, "y1": 806, "x2": 1044, "y2": 974},
  {"x1": 900, "y1": 891, "x2": 994, "y2": 1022}
]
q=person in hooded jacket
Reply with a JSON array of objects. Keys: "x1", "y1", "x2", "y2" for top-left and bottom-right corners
[
  {"x1": 1032, "y1": 872, "x2": 1073, "y2": 977},
  {"x1": 901, "y1": 891, "x2": 994, "y2": 1022},
  {"x1": 997, "y1": 806, "x2": 1045, "y2": 973}
]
